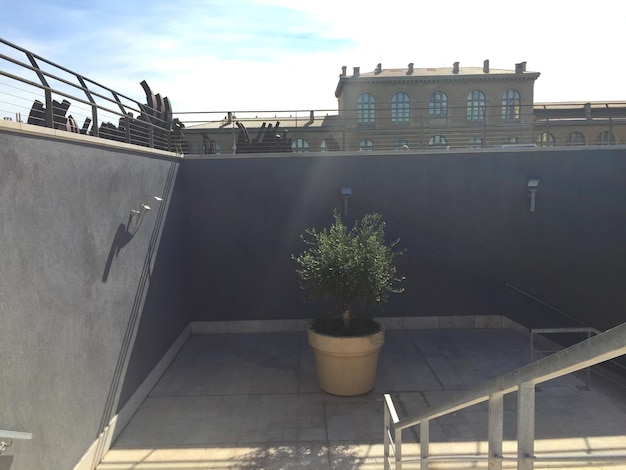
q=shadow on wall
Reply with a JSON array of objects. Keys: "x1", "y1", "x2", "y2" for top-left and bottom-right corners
[{"x1": 102, "y1": 223, "x2": 133, "y2": 283}]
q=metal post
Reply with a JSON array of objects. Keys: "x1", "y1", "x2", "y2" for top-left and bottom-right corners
[
  {"x1": 76, "y1": 75, "x2": 98, "y2": 137},
  {"x1": 384, "y1": 404, "x2": 391, "y2": 470},
  {"x1": 25, "y1": 52, "x2": 53, "y2": 128},
  {"x1": 488, "y1": 393, "x2": 504, "y2": 470},
  {"x1": 518, "y1": 382, "x2": 535, "y2": 470},
  {"x1": 420, "y1": 419, "x2": 429, "y2": 470},
  {"x1": 111, "y1": 91, "x2": 131, "y2": 144},
  {"x1": 395, "y1": 426, "x2": 403, "y2": 470},
  {"x1": 585, "y1": 330, "x2": 592, "y2": 390}
]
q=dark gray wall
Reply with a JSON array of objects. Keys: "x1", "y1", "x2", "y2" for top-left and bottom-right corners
[
  {"x1": 179, "y1": 148, "x2": 626, "y2": 331},
  {"x1": 0, "y1": 130, "x2": 186, "y2": 470}
]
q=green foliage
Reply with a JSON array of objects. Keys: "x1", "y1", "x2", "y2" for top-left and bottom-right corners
[{"x1": 292, "y1": 211, "x2": 404, "y2": 328}]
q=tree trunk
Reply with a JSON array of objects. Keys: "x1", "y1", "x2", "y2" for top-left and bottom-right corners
[{"x1": 342, "y1": 307, "x2": 351, "y2": 328}]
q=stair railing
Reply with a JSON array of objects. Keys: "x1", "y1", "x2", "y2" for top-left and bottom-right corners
[{"x1": 383, "y1": 321, "x2": 626, "y2": 469}]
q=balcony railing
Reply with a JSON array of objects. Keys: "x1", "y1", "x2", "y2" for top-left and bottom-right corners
[
  {"x1": 0, "y1": 38, "x2": 180, "y2": 152},
  {"x1": 2, "y1": 37, "x2": 626, "y2": 154}
]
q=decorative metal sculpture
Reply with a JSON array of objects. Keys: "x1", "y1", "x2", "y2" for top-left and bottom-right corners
[{"x1": 234, "y1": 121, "x2": 292, "y2": 153}]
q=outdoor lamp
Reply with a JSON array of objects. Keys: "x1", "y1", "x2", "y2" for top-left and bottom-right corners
[
  {"x1": 527, "y1": 179, "x2": 539, "y2": 212},
  {"x1": 341, "y1": 187, "x2": 352, "y2": 215},
  {"x1": 128, "y1": 195, "x2": 163, "y2": 236}
]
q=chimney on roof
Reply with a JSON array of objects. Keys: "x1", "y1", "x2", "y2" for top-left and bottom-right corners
[
  {"x1": 483, "y1": 59, "x2": 490, "y2": 73},
  {"x1": 375, "y1": 63, "x2": 382, "y2": 74},
  {"x1": 353, "y1": 66, "x2": 360, "y2": 78},
  {"x1": 453, "y1": 62, "x2": 459, "y2": 74},
  {"x1": 407, "y1": 63, "x2": 414, "y2": 75},
  {"x1": 341, "y1": 66, "x2": 347, "y2": 77},
  {"x1": 515, "y1": 61, "x2": 527, "y2": 74}
]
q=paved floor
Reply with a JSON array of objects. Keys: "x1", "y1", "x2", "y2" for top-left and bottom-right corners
[{"x1": 98, "y1": 328, "x2": 626, "y2": 469}]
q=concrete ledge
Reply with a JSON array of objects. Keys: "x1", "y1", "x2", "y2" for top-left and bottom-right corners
[
  {"x1": 191, "y1": 315, "x2": 527, "y2": 334},
  {"x1": 191, "y1": 319, "x2": 308, "y2": 334},
  {"x1": 0, "y1": 119, "x2": 182, "y2": 158}
]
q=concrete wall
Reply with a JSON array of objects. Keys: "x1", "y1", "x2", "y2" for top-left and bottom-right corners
[
  {"x1": 0, "y1": 125, "x2": 186, "y2": 470},
  {"x1": 180, "y1": 147, "x2": 626, "y2": 332}
]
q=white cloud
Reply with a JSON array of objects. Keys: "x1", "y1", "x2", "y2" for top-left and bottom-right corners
[{"x1": 2, "y1": 0, "x2": 626, "y2": 118}]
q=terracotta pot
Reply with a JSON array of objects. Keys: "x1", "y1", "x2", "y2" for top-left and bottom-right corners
[{"x1": 308, "y1": 327, "x2": 385, "y2": 396}]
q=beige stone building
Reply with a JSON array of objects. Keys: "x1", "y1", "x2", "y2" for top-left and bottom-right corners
[
  {"x1": 335, "y1": 60, "x2": 539, "y2": 151},
  {"x1": 185, "y1": 61, "x2": 626, "y2": 154}
]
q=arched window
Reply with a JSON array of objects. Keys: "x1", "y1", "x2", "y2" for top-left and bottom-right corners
[
  {"x1": 597, "y1": 131, "x2": 615, "y2": 145},
  {"x1": 536, "y1": 132, "x2": 555, "y2": 146},
  {"x1": 359, "y1": 140, "x2": 373, "y2": 151},
  {"x1": 393, "y1": 139, "x2": 409, "y2": 150},
  {"x1": 428, "y1": 135, "x2": 447, "y2": 147},
  {"x1": 391, "y1": 92, "x2": 410, "y2": 125},
  {"x1": 292, "y1": 138, "x2": 309, "y2": 152},
  {"x1": 467, "y1": 90, "x2": 486, "y2": 121},
  {"x1": 502, "y1": 89, "x2": 521, "y2": 121},
  {"x1": 567, "y1": 132, "x2": 586, "y2": 146},
  {"x1": 357, "y1": 93, "x2": 376, "y2": 127},
  {"x1": 320, "y1": 136, "x2": 340, "y2": 152},
  {"x1": 429, "y1": 91, "x2": 448, "y2": 117},
  {"x1": 469, "y1": 137, "x2": 483, "y2": 147}
]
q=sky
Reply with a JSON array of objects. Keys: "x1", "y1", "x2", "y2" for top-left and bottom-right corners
[{"x1": 2, "y1": 0, "x2": 626, "y2": 118}]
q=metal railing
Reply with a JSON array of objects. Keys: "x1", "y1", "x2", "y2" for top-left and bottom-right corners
[
  {"x1": 505, "y1": 282, "x2": 626, "y2": 380},
  {"x1": 175, "y1": 102, "x2": 626, "y2": 155},
  {"x1": 383, "y1": 321, "x2": 626, "y2": 469},
  {"x1": 3, "y1": 37, "x2": 626, "y2": 155},
  {"x1": 530, "y1": 327, "x2": 599, "y2": 390},
  {"x1": 0, "y1": 38, "x2": 180, "y2": 153},
  {"x1": 0, "y1": 429, "x2": 33, "y2": 455}
]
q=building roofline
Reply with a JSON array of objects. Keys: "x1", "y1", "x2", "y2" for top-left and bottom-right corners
[{"x1": 335, "y1": 64, "x2": 540, "y2": 97}]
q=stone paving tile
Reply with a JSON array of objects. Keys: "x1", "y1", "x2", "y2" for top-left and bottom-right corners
[{"x1": 100, "y1": 328, "x2": 626, "y2": 470}]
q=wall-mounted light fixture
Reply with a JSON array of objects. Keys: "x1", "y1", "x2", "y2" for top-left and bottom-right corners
[
  {"x1": 527, "y1": 179, "x2": 539, "y2": 212},
  {"x1": 0, "y1": 429, "x2": 33, "y2": 455},
  {"x1": 341, "y1": 187, "x2": 352, "y2": 215},
  {"x1": 128, "y1": 195, "x2": 163, "y2": 236}
]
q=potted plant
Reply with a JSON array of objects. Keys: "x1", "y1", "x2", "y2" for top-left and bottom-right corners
[{"x1": 293, "y1": 211, "x2": 404, "y2": 395}]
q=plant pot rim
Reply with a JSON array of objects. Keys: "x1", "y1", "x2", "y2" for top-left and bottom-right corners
[{"x1": 308, "y1": 316, "x2": 383, "y2": 338}]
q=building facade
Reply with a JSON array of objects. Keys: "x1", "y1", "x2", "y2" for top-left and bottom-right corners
[{"x1": 185, "y1": 61, "x2": 626, "y2": 154}]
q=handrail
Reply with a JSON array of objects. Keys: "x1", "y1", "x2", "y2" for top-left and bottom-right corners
[
  {"x1": 0, "y1": 37, "x2": 176, "y2": 152},
  {"x1": 384, "y1": 321, "x2": 626, "y2": 469},
  {"x1": 4, "y1": 38, "x2": 626, "y2": 154},
  {"x1": 530, "y1": 327, "x2": 599, "y2": 389},
  {"x1": 506, "y1": 282, "x2": 626, "y2": 377}
]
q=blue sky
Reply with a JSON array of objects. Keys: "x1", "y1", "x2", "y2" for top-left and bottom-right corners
[{"x1": 2, "y1": 0, "x2": 626, "y2": 115}]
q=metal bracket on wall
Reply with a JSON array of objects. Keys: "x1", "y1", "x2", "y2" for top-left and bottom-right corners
[
  {"x1": 528, "y1": 179, "x2": 539, "y2": 212},
  {"x1": 341, "y1": 187, "x2": 352, "y2": 215},
  {"x1": 127, "y1": 195, "x2": 163, "y2": 236},
  {"x1": 0, "y1": 430, "x2": 33, "y2": 455}
]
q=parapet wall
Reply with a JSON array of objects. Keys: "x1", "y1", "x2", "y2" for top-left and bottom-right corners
[
  {"x1": 0, "y1": 122, "x2": 186, "y2": 470},
  {"x1": 179, "y1": 147, "x2": 626, "y2": 332}
]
